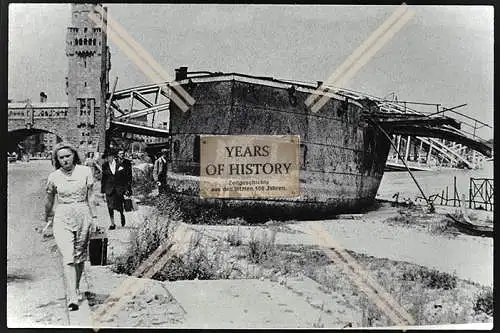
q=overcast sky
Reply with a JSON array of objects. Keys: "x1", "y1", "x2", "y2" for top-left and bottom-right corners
[{"x1": 8, "y1": 4, "x2": 493, "y2": 137}]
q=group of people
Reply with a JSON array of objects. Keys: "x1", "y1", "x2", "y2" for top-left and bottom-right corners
[{"x1": 43, "y1": 143, "x2": 134, "y2": 311}]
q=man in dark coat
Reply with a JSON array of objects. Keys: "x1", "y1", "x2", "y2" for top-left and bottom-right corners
[
  {"x1": 153, "y1": 148, "x2": 169, "y2": 194},
  {"x1": 101, "y1": 149, "x2": 133, "y2": 229}
]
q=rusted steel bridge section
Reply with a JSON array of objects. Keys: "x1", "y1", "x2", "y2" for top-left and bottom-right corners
[{"x1": 106, "y1": 70, "x2": 491, "y2": 168}]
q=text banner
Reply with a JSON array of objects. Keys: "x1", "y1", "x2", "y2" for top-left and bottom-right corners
[{"x1": 200, "y1": 135, "x2": 300, "y2": 198}]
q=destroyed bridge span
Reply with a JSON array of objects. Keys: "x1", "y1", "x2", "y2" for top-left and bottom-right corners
[{"x1": 107, "y1": 71, "x2": 492, "y2": 170}]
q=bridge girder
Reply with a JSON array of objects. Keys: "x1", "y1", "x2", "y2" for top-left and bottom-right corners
[{"x1": 105, "y1": 78, "x2": 491, "y2": 170}]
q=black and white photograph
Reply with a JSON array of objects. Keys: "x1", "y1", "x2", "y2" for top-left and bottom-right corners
[{"x1": 6, "y1": 3, "x2": 493, "y2": 329}]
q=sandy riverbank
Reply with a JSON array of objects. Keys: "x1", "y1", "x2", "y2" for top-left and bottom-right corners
[{"x1": 83, "y1": 200, "x2": 493, "y2": 328}]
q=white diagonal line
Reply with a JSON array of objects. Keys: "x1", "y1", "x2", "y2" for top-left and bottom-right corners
[
  {"x1": 309, "y1": 221, "x2": 415, "y2": 326},
  {"x1": 305, "y1": 4, "x2": 409, "y2": 107},
  {"x1": 310, "y1": 9, "x2": 414, "y2": 113},
  {"x1": 91, "y1": 225, "x2": 192, "y2": 330},
  {"x1": 87, "y1": 12, "x2": 190, "y2": 113},
  {"x1": 305, "y1": 4, "x2": 414, "y2": 114},
  {"x1": 320, "y1": 245, "x2": 407, "y2": 326},
  {"x1": 88, "y1": 6, "x2": 193, "y2": 112},
  {"x1": 92, "y1": 5, "x2": 195, "y2": 107}
]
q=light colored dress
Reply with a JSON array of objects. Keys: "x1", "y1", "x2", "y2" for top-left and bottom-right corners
[{"x1": 46, "y1": 164, "x2": 93, "y2": 265}]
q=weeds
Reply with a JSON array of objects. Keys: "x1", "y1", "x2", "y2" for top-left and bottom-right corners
[
  {"x1": 360, "y1": 295, "x2": 383, "y2": 327},
  {"x1": 153, "y1": 194, "x2": 222, "y2": 224},
  {"x1": 402, "y1": 267, "x2": 457, "y2": 290},
  {"x1": 225, "y1": 228, "x2": 243, "y2": 246},
  {"x1": 387, "y1": 209, "x2": 418, "y2": 225},
  {"x1": 312, "y1": 316, "x2": 324, "y2": 328},
  {"x1": 112, "y1": 213, "x2": 238, "y2": 281},
  {"x1": 112, "y1": 213, "x2": 175, "y2": 275},
  {"x1": 473, "y1": 288, "x2": 493, "y2": 316},
  {"x1": 246, "y1": 230, "x2": 277, "y2": 264},
  {"x1": 153, "y1": 239, "x2": 237, "y2": 281}
]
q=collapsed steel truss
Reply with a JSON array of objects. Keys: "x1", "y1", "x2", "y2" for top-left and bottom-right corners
[{"x1": 108, "y1": 73, "x2": 492, "y2": 169}]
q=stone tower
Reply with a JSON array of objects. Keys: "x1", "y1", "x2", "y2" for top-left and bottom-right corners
[{"x1": 66, "y1": 3, "x2": 110, "y2": 154}]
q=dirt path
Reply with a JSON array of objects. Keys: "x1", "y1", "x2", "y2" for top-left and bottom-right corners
[{"x1": 7, "y1": 160, "x2": 69, "y2": 327}]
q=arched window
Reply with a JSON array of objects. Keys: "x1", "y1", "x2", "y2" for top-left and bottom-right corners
[
  {"x1": 75, "y1": 38, "x2": 78, "y2": 45},
  {"x1": 84, "y1": 38, "x2": 87, "y2": 45},
  {"x1": 79, "y1": 38, "x2": 82, "y2": 45},
  {"x1": 93, "y1": 39, "x2": 96, "y2": 45}
]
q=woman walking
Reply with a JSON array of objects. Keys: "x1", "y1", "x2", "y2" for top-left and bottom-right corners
[{"x1": 43, "y1": 142, "x2": 98, "y2": 311}]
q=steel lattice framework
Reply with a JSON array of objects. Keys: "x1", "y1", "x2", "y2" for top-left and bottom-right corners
[{"x1": 107, "y1": 73, "x2": 492, "y2": 169}]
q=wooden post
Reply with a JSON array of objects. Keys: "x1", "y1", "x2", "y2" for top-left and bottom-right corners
[
  {"x1": 441, "y1": 190, "x2": 444, "y2": 205},
  {"x1": 453, "y1": 176, "x2": 457, "y2": 207},
  {"x1": 469, "y1": 178, "x2": 473, "y2": 209},
  {"x1": 484, "y1": 180, "x2": 488, "y2": 211},
  {"x1": 446, "y1": 186, "x2": 449, "y2": 206}
]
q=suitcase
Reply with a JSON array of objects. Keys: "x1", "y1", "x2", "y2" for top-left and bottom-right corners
[
  {"x1": 89, "y1": 230, "x2": 108, "y2": 266},
  {"x1": 124, "y1": 198, "x2": 134, "y2": 212}
]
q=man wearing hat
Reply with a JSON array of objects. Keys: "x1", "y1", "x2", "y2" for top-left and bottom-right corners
[
  {"x1": 153, "y1": 148, "x2": 169, "y2": 195},
  {"x1": 101, "y1": 148, "x2": 132, "y2": 229}
]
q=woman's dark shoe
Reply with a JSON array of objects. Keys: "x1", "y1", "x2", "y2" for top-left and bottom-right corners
[
  {"x1": 68, "y1": 302, "x2": 79, "y2": 311},
  {"x1": 120, "y1": 215, "x2": 126, "y2": 227},
  {"x1": 109, "y1": 224, "x2": 116, "y2": 230}
]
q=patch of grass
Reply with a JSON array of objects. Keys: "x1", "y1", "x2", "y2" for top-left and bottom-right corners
[
  {"x1": 152, "y1": 194, "x2": 223, "y2": 225},
  {"x1": 153, "y1": 234, "x2": 238, "y2": 281},
  {"x1": 387, "y1": 209, "x2": 418, "y2": 225},
  {"x1": 246, "y1": 230, "x2": 277, "y2": 264},
  {"x1": 473, "y1": 288, "x2": 493, "y2": 316},
  {"x1": 112, "y1": 213, "x2": 238, "y2": 281},
  {"x1": 312, "y1": 315, "x2": 325, "y2": 328},
  {"x1": 225, "y1": 227, "x2": 243, "y2": 246},
  {"x1": 360, "y1": 295, "x2": 383, "y2": 327},
  {"x1": 401, "y1": 266, "x2": 457, "y2": 290},
  {"x1": 222, "y1": 217, "x2": 248, "y2": 226},
  {"x1": 112, "y1": 212, "x2": 175, "y2": 275}
]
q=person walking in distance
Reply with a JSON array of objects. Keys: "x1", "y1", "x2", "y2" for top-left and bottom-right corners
[
  {"x1": 43, "y1": 142, "x2": 98, "y2": 311},
  {"x1": 153, "y1": 148, "x2": 169, "y2": 194},
  {"x1": 101, "y1": 149, "x2": 132, "y2": 229},
  {"x1": 84, "y1": 151, "x2": 102, "y2": 181}
]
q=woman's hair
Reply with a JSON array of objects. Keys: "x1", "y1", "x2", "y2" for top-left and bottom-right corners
[{"x1": 51, "y1": 142, "x2": 82, "y2": 169}]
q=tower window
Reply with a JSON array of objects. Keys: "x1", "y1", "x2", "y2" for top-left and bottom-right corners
[
  {"x1": 93, "y1": 38, "x2": 96, "y2": 45},
  {"x1": 84, "y1": 60, "x2": 86, "y2": 68},
  {"x1": 84, "y1": 82, "x2": 87, "y2": 87},
  {"x1": 79, "y1": 38, "x2": 82, "y2": 45},
  {"x1": 84, "y1": 38, "x2": 87, "y2": 45},
  {"x1": 75, "y1": 38, "x2": 78, "y2": 45},
  {"x1": 84, "y1": 27, "x2": 88, "y2": 33}
]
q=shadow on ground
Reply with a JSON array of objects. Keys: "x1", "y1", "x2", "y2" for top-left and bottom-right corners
[
  {"x1": 85, "y1": 291, "x2": 110, "y2": 307},
  {"x1": 7, "y1": 273, "x2": 33, "y2": 283}
]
